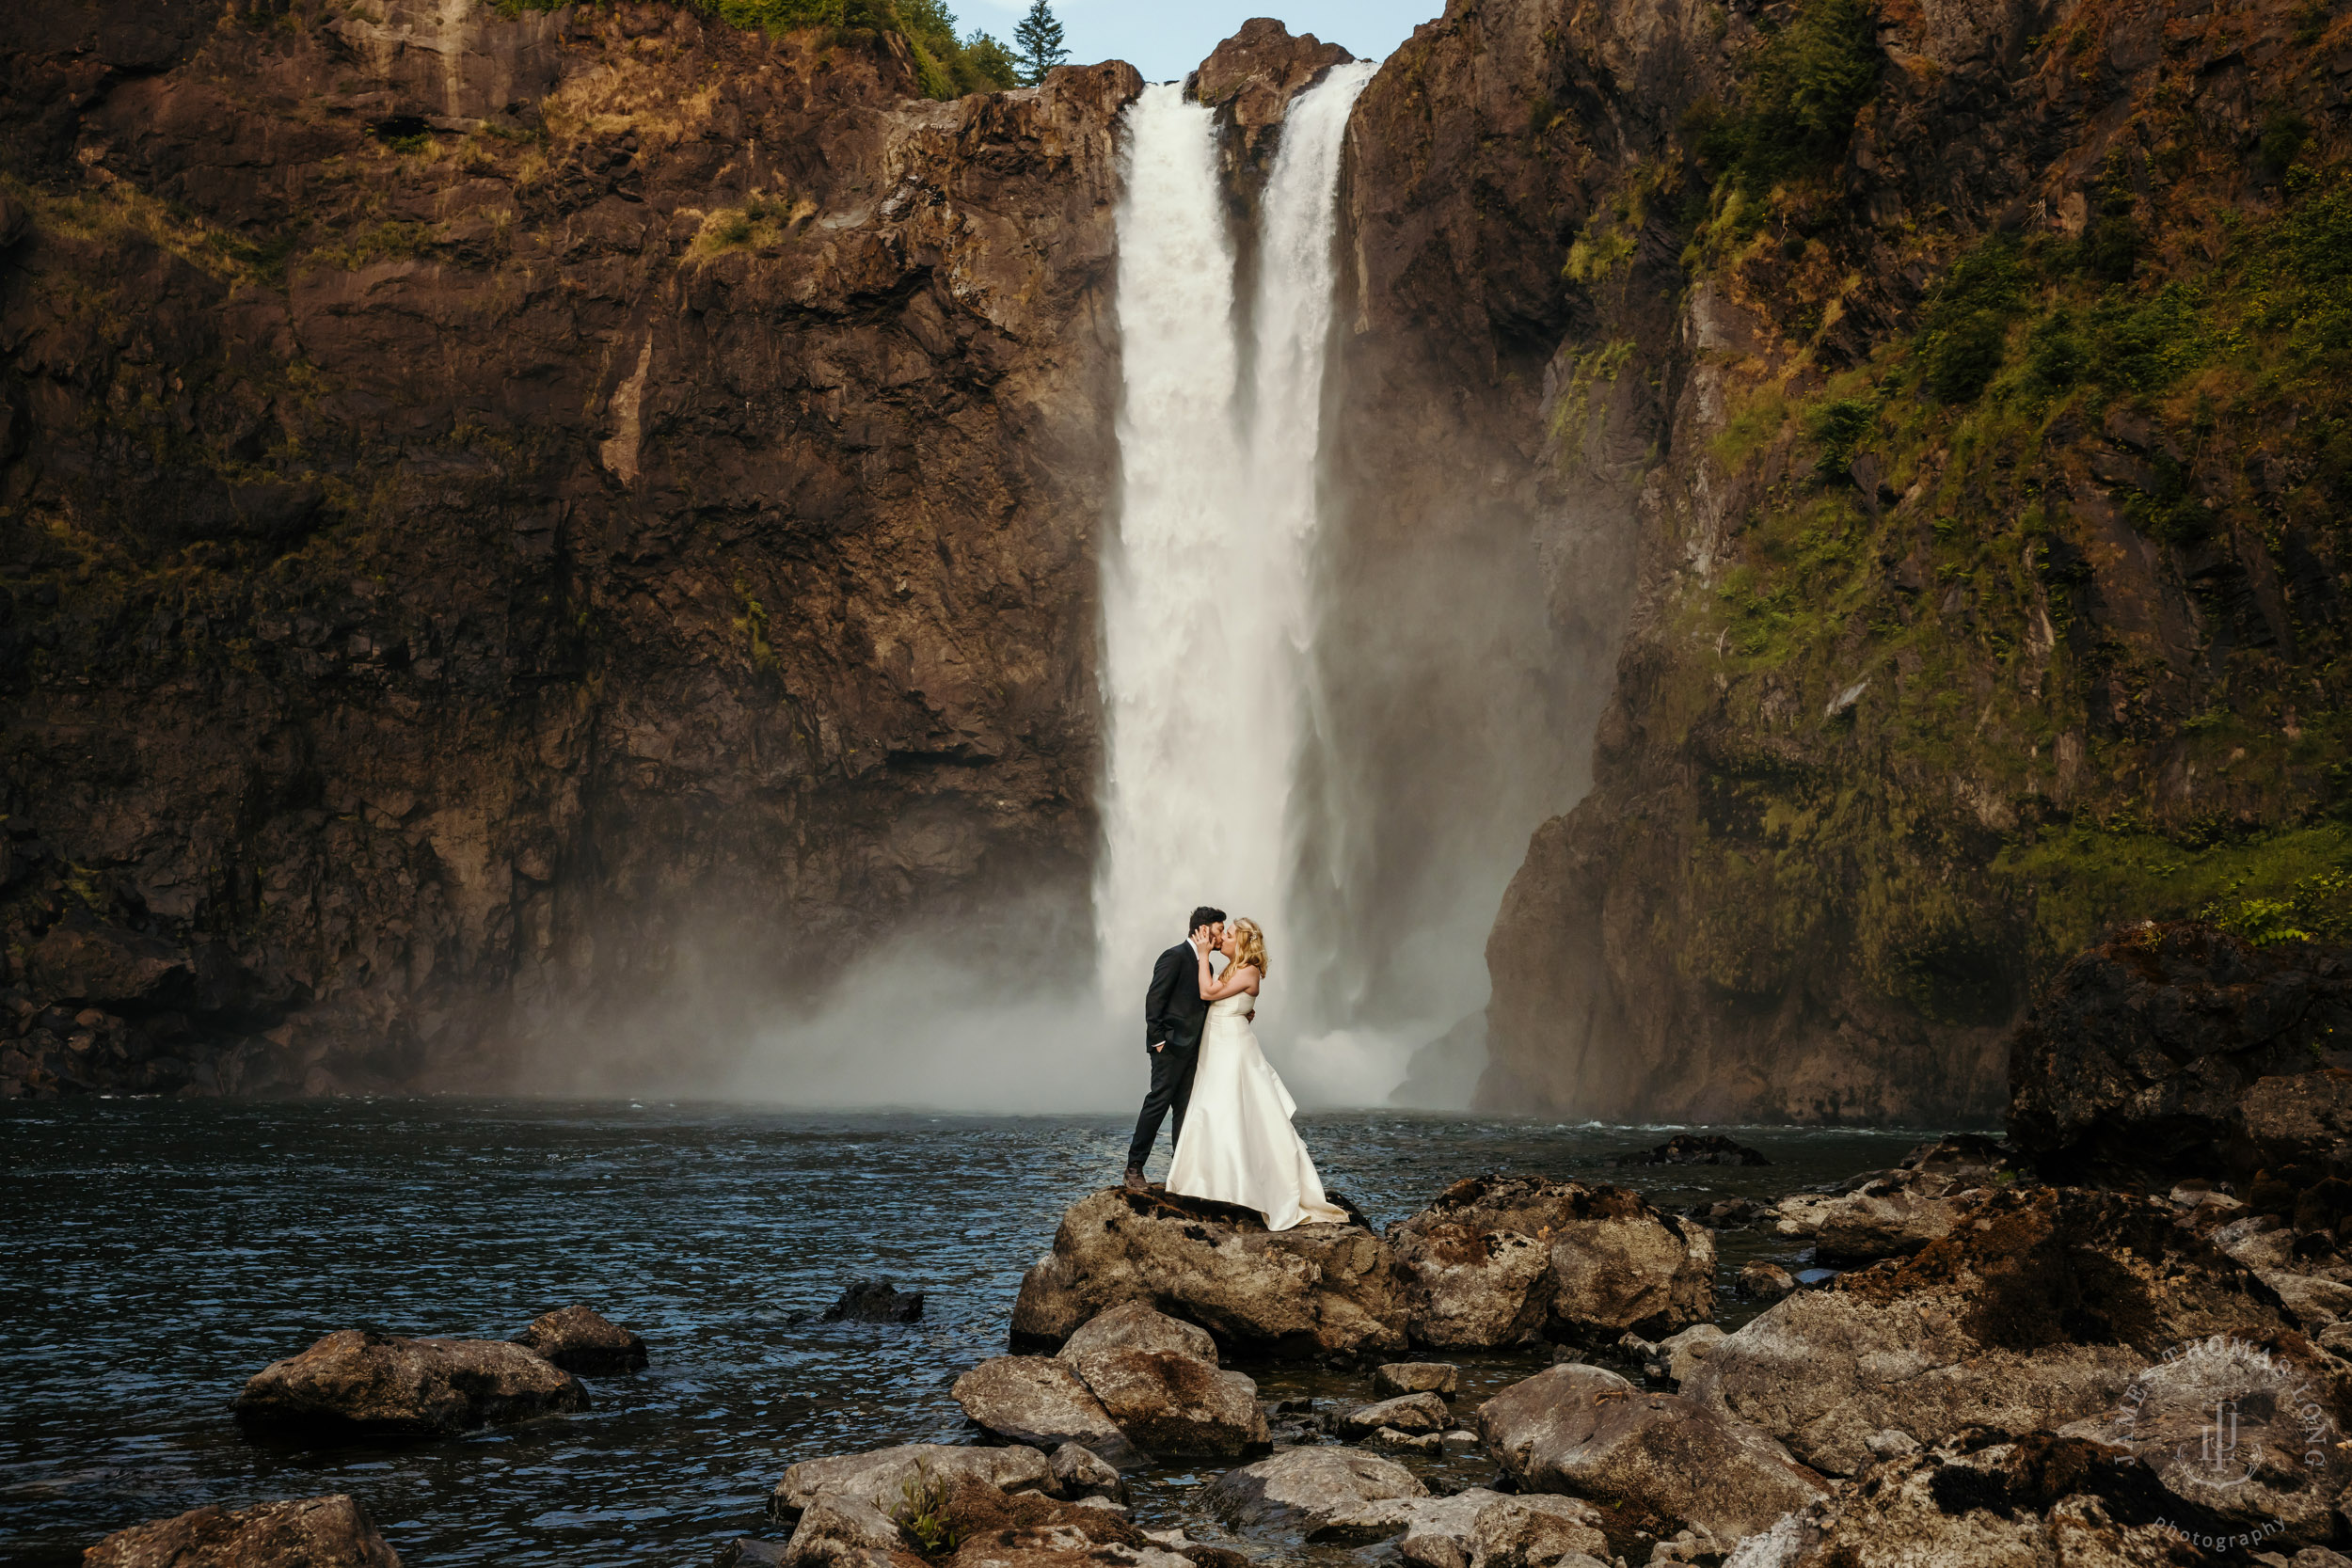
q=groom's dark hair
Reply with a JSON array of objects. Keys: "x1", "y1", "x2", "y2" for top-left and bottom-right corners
[{"x1": 1188, "y1": 906, "x2": 1227, "y2": 932}]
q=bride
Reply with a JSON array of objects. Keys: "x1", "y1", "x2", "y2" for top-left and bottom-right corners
[{"x1": 1165, "y1": 918, "x2": 1348, "y2": 1230}]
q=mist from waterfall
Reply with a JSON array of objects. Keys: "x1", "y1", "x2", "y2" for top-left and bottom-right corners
[{"x1": 1096, "y1": 66, "x2": 1377, "y2": 1102}]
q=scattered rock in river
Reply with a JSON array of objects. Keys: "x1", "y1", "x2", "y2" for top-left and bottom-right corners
[
  {"x1": 1763, "y1": 1138, "x2": 2009, "y2": 1263},
  {"x1": 771, "y1": 1441, "x2": 1057, "y2": 1524},
  {"x1": 1389, "y1": 1174, "x2": 1716, "y2": 1350},
  {"x1": 1059, "y1": 1345, "x2": 1268, "y2": 1460},
  {"x1": 1685, "y1": 1185, "x2": 2299, "y2": 1477},
  {"x1": 1373, "y1": 1361, "x2": 1459, "y2": 1397},
  {"x1": 1390, "y1": 1489, "x2": 1610, "y2": 1568},
  {"x1": 1332, "y1": 1391, "x2": 1451, "y2": 1437},
  {"x1": 1201, "y1": 1446, "x2": 1428, "y2": 1540},
  {"x1": 1057, "y1": 1299, "x2": 1218, "y2": 1363},
  {"x1": 949, "y1": 1356, "x2": 1145, "y2": 1468},
  {"x1": 513, "y1": 1305, "x2": 648, "y2": 1373},
  {"x1": 1650, "y1": 1323, "x2": 1725, "y2": 1386},
  {"x1": 1049, "y1": 1442, "x2": 1129, "y2": 1507},
  {"x1": 1011, "y1": 1187, "x2": 1406, "y2": 1357},
  {"x1": 232, "y1": 1329, "x2": 589, "y2": 1438},
  {"x1": 1737, "y1": 1260, "x2": 1796, "y2": 1300},
  {"x1": 1477, "y1": 1362, "x2": 1825, "y2": 1541},
  {"x1": 85, "y1": 1494, "x2": 402, "y2": 1567},
  {"x1": 820, "y1": 1280, "x2": 925, "y2": 1324},
  {"x1": 2008, "y1": 921, "x2": 2352, "y2": 1188},
  {"x1": 714, "y1": 1541, "x2": 788, "y2": 1568},
  {"x1": 1615, "y1": 1132, "x2": 1769, "y2": 1166}
]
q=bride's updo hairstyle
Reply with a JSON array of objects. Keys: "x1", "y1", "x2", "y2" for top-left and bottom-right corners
[{"x1": 1230, "y1": 917, "x2": 1269, "y2": 979}]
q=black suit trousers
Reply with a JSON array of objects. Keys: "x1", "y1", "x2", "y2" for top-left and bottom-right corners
[{"x1": 1125, "y1": 1042, "x2": 1199, "y2": 1173}]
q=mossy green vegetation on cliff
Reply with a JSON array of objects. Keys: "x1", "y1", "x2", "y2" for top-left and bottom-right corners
[
  {"x1": 495, "y1": 0, "x2": 1018, "y2": 97},
  {"x1": 1652, "y1": 0, "x2": 2352, "y2": 1014}
]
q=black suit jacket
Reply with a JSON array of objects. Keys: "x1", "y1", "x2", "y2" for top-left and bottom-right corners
[{"x1": 1144, "y1": 940, "x2": 1210, "y2": 1055}]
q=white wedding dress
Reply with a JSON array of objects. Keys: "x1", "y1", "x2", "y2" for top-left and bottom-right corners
[{"x1": 1167, "y1": 989, "x2": 1348, "y2": 1231}]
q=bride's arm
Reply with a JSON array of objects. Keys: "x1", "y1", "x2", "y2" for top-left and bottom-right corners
[{"x1": 1199, "y1": 961, "x2": 1260, "y2": 1002}]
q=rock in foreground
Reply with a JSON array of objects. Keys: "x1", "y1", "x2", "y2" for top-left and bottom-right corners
[
  {"x1": 1201, "y1": 1447, "x2": 1428, "y2": 1540},
  {"x1": 1390, "y1": 1490, "x2": 1609, "y2": 1568},
  {"x1": 772, "y1": 1443, "x2": 1057, "y2": 1523},
  {"x1": 2009, "y1": 921, "x2": 2352, "y2": 1187},
  {"x1": 949, "y1": 1357, "x2": 1144, "y2": 1468},
  {"x1": 1388, "y1": 1175, "x2": 1715, "y2": 1349},
  {"x1": 233, "y1": 1330, "x2": 588, "y2": 1438},
  {"x1": 1687, "y1": 1186, "x2": 2299, "y2": 1476},
  {"x1": 512, "y1": 1305, "x2": 648, "y2": 1374},
  {"x1": 86, "y1": 1494, "x2": 401, "y2": 1567},
  {"x1": 1478, "y1": 1363, "x2": 1823, "y2": 1541},
  {"x1": 1739, "y1": 1429, "x2": 2248, "y2": 1566},
  {"x1": 1011, "y1": 1188, "x2": 1405, "y2": 1357}
]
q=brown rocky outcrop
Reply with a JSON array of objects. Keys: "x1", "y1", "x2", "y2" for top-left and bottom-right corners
[
  {"x1": 2008, "y1": 922, "x2": 2352, "y2": 1187},
  {"x1": 1448, "y1": 0, "x2": 2352, "y2": 1123},
  {"x1": 85, "y1": 1494, "x2": 402, "y2": 1568},
  {"x1": 1009, "y1": 1187, "x2": 1406, "y2": 1358},
  {"x1": 0, "y1": 0, "x2": 1140, "y2": 1098},
  {"x1": 1388, "y1": 1175, "x2": 1715, "y2": 1349},
  {"x1": 1190, "y1": 17, "x2": 1352, "y2": 193},
  {"x1": 1684, "y1": 1186, "x2": 2304, "y2": 1477},
  {"x1": 232, "y1": 1328, "x2": 589, "y2": 1437}
]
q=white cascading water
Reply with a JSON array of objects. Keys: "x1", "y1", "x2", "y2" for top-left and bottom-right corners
[{"x1": 1096, "y1": 66, "x2": 1377, "y2": 1066}]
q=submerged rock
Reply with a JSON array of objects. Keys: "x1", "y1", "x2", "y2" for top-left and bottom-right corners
[
  {"x1": 232, "y1": 1329, "x2": 588, "y2": 1438},
  {"x1": 1478, "y1": 1362, "x2": 1825, "y2": 1541},
  {"x1": 2009, "y1": 922, "x2": 2352, "y2": 1188},
  {"x1": 1010, "y1": 1187, "x2": 1406, "y2": 1358},
  {"x1": 820, "y1": 1280, "x2": 925, "y2": 1324},
  {"x1": 1687, "y1": 1185, "x2": 2299, "y2": 1477},
  {"x1": 513, "y1": 1305, "x2": 648, "y2": 1373},
  {"x1": 1616, "y1": 1132, "x2": 1768, "y2": 1166},
  {"x1": 1389, "y1": 1175, "x2": 1715, "y2": 1350},
  {"x1": 1201, "y1": 1446, "x2": 1428, "y2": 1539},
  {"x1": 949, "y1": 1357, "x2": 1144, "y2": 1468},
  {"x1": 85, "y1": 1494, "x2": 401, "y2": 1567}
]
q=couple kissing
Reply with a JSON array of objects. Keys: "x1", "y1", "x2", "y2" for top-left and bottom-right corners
[{"x1": 1120, "y1": 905, "x2": 1346, "y2": 1232}]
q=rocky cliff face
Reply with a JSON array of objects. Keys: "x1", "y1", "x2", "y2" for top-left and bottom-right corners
[
  {"x1": 1442, "y1": 0, "x2": 2352, "y2": 1120},
  {"x1": 0, "y1": 0, "x2": 1138, "y2": 1096}
]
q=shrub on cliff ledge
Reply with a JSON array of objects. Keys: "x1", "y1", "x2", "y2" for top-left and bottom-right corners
[{"x1": 1692, "y1": 0, "x2": 1882, "y2": 198}]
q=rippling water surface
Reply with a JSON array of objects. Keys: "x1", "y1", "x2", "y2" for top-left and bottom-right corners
[{"x1": 0, "y1": 1100, "x2": 1931, "y2": 1564}]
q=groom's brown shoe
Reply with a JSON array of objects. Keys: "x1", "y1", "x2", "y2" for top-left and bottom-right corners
[{"x1": 1122, "y1": 1167, "x2": 1148, "y2": 1193}]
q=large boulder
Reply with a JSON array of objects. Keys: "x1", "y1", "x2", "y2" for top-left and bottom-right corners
[
  {"x1": 1389, "y1": 1175, "x2": 1715, "y2": 1350},
  {"x1": 1726, "y1": 1430, "x2": 2249, "y2": 1567},
  {"x1": 85, "y1": 1495, "x2": 401, "y2": 1567},
  {"x1": 1058, "y1": 1300, "x2": 1219, "y2": 1364},
  {"x1": 1010, "y1": 1188, "x2": 1406, "y2": 1358},
  {"x1": 1200, "y1": 1447, "x2": 1428, "y2": 1540},
  {"x1": 771, "y1": 1443, "x2": 1058, "y2": 1524},
  {"x1": 948, "y1": 1358, "x2": 1143, "y2": 1468},
  {"x1": 232, "y1": 1330, "x2": 588, "y2": 1437},
  {"x1": 1390, "y1": 1490, "x2": 1610, "y2": 1568},
  {"x1": 512, "y1": 1305, "x2": 647, "y2": 1373},
  {"x1": 2008, "y1": 921, "x2": 2352, "y2": 1188},
  {"x1": 1477, "y1": 1363, "x2": 1825, "y2": 1541},
  {"x1": 1686, "y1": 1185, "x2": 2301, "y2": 1477}
]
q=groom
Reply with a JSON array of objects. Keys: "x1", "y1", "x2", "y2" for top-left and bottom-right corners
[{"x1": 1122, "y1": 905, "x2": 1225, "y2": 1193}]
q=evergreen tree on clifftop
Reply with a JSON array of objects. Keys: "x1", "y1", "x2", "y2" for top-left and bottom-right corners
[{"x1": 1013, "y1": 0, "x2": 1068, "y2": 86}]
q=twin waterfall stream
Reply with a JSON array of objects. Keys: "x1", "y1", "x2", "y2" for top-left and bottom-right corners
[{"x1": 1096, "y1": 66, "x2": 1377, "y2": 1090}]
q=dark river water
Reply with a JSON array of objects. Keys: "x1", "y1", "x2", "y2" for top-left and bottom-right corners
[{"x1": 0, "y1": 1100, "x2": 1931, "y2": 1565}]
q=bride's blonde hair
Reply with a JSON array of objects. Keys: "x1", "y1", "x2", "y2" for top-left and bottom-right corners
[{"x1": 1230, "y1": 917, "x2": 1269, "y2": 980}]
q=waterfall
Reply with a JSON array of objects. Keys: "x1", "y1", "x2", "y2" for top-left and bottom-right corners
[{"x1": 1096, "y1": 66, "x2": 1376, "y2": 1064}]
